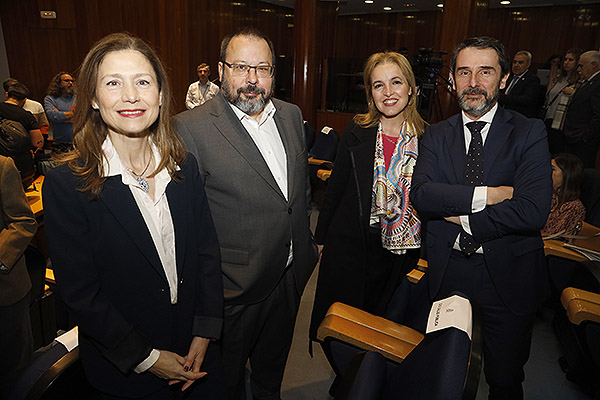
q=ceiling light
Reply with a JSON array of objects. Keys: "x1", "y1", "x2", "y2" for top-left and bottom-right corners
[
  {"x1": 500, "y1": 1, "x2": 511, "y2": 4},
  {"x1": 383, "y1": 6, "x2": 392, "y2": 10},
  {"x1": 437, "y1": 3, "x2": 443, "y2": 7},
  {"x1": 365, "y1": 0, "x2": 374, "y2": 3}
]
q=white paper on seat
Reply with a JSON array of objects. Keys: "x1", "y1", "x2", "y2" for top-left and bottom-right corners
[
  {"x1": 56, "y1": 326, "x2": 79, "y2": 352},
  {"x1": 426, "y1": 295, "x2": 472, "y2": 340},
  {"x1": 321, "y1": 126, "x2": 333, "y2": 135}
]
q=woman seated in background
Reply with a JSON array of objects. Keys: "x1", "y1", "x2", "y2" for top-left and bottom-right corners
[
  {"x1": 43, "y1": 33, "x2": 224, "y2": 399},
  {"x1": 309, "y1": 51, "x2": 425, "y2": 342},
  {"x1": 541, "y1": 153, "x2": 586, "y2": 237},
  {"x1": 543, "y1": 48, "x2": 583, "y2": 154}
]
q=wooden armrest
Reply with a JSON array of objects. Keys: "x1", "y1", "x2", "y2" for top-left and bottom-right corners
[
  {"x1": 308, "y1": 157, "x2": 334, "y2": 168},
  {"x1": 580, "y1": 222, "x2": 600, "y2": 237},
  {"x1": 45, "y1": 268, "x2": 55, "y2": 285},
  {"x1": 406, "y1": 268, "x2": 424, "y2": 284},
  {"x1": 317, "y1": 169, "x2": 332, "y2": 181},
  {"x1": 565, "y1": 299, "x2": 600, "y2": 325},
  {"x1": 317, "y1": 302, "x2": 424, "y2": 363},
  {"x1": 561, "y1": 287, "x2": 600, "y2": 309}
]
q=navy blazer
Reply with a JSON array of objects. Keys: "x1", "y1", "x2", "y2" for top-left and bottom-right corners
[
  {"x1": 43, "y1": 154, "x2": 223, "y2": 397},
  {"x1": 499, "y1": 71, "x2": 542, "y2": 118},
  {"x1": 410, "y1": 107, "x2": 552, "y2": 315}
]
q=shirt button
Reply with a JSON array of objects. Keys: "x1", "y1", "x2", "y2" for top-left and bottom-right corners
[{"x1": 288, "y1": 208, "x2": 292, "y2": 214}]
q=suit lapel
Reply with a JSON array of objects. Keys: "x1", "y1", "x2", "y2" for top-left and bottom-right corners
[
  {"x1": 347, "y1": 126, "x2": 377, "y2": 219},
  {"x1": 447, "y1": 116, "x2": 467, "y2": 183},
  {"x1": 166, "y1": 178, "x2": 188, "y2": 278},
  {"x1": 100, "y1": 177, "x2": 166, "y2": 282},
  {"x1": 210, "y1": 94, "x2": 285, "y2": 200},
  {"x1": 483, "y1": 107, "x2": 512, "y2": 180},
  {"x1": 273, "y1": 102, "x2": 296, "y2": 201}
]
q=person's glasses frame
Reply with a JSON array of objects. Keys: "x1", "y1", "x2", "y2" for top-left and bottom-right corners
[{"x1": 222, "y1": 61, "x2": 275, "y2": 78}]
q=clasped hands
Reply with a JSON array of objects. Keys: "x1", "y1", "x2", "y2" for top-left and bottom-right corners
[
  {"x1": 444, "y1": 186, "x2": 513, "y2": 225},
  {"x1": 148, "y1": 336, "x2": 210, "y2": 391}
]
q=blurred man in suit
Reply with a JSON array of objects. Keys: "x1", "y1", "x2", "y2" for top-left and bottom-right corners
[
  {"x1": 499, "y1": 50, "x2": 541, "y2": 118},
  {"x1": 563, "y1": 50, "x2": 600, "y2": 168},
  {"x1": 173, "y1": 27, "x2": 317, "y2": 400},
  {"x1": 0, "y1": 155, "x2": 37, "y2": 399},
  {"x1": 411, "y1": 37, "x2": 552, "y2": 399}
]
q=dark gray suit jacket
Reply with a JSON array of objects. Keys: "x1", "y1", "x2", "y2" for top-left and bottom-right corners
[{"x1": 173, "y1": 93, "x2": 318, "y2": 306}]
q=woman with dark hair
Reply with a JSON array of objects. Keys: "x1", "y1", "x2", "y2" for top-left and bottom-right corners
[
  {"x1": 309, "y1": 51, "x2": 425, "y2": 341},
  {"x1": 544, "y1": 49, "x2": 583, "y2": 154},
  {"x1": 43, "y1": 32, "x2": 223, "y2": 399},
  {"x1": 541, "y1": 153, "x2": 586, "y2": 237}
]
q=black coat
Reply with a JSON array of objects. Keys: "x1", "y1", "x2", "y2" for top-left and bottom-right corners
[
  {"x1": 309, "y1": 121, "x2": 418, "y2": 340},
  {"x1": 499, "y1": 70, "x2": 542, "y2": 118},
  {"x1": 43, "y1": 154, "x2": 224, "y2": 398}
]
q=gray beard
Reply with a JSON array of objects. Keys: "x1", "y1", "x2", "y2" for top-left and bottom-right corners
[
  {"x1": 458, "y1": 85, "x2": 500, "y2": 118},
  {"x1": 221, "y1": 78, "x2": 273, "y2": 115},
  {"x1": 61, "y1": 86, "x2": 75, "y2": 97}
]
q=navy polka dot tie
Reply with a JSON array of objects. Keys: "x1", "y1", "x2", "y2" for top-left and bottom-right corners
[{"x1": 460, "y1": 121, "x2": 486, "y2": 256}]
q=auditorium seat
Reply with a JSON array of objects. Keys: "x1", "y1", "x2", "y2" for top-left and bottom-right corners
[
  {"x1": 553, "y1": 287, "x2": 600, "y2": 397},
  {"x1": 317, "y1": 273, "x2": 482, "y2": 400},
  {"x1": 10, "y1": 327, "x2": 101, "y2": 400}
]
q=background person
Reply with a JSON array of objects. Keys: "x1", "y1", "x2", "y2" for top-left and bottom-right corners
[
  {"x1": 0, "y1": 155, "x2": 37, "y2": 400},
  {"x1": 541, "y1": 153, "x2": 586, "y2": 237},
  {"x1": 563, "y1": 50, "x2": 600, "y2": 168},
  {"x1": 44, "y1": 71, "x2": 75, "y2": 149},
  {"x1": 185, "y1": 63, "x2": 219, "y2": 109},
  {"x1": 309, "y1": 51, "x2": 424, "y2": 343},
  {"x1": 543, "y1": 49, "x2": 583, "y2": 154},
  {"x1": 3, "y1": 78, "x2": 50, "y2": 137},
  {"x1": 499, "y1": 50, "x2": 542, "y2": 118},
  {"x1": 43, "y1": 32, "x2": 224, "y2": 399}
]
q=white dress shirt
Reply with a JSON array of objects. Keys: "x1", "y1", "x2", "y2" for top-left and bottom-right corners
[{"x1": 454, "y1": 103, "x2": 499, "y2": 253}]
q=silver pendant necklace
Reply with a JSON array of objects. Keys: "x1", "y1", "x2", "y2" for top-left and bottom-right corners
[{"x1": 127, "y1": 156, "x2": 152, "y2": 193}]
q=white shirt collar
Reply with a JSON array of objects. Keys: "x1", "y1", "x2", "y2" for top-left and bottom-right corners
[
  {"x1": 101, "y1": 136, "x2": 174, "y2": 196},
  {"x1": 588, "y1": 70, "x2": 600, "y2": 82},
  {"x1": 229, "y1": 100, "x2": 276, "y2": 125},
  {"x1": 461, "y1": 102, "x2": 498, "y2": 127}
]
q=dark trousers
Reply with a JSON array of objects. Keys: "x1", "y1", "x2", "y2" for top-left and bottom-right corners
[
  {"x1": 221, "y1": 266, "x2": 300, "y2": 400},
  {"x1": 437, "y1": 252, "x2": 534, "y2": 400},
  {"x1": 0, "y1": 293, "x2": 33, "y2": 400}
]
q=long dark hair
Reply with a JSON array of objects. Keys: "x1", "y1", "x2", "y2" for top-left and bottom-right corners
[
  {"x1": 553, "y1": 153, "x2": 583, "y2": 207},
  {"x1": 46, "y1": 71, "x2": 72, "y2": 97},
  {"x1": 59, "y1": 32, "x2": 185, "y2": 198}
]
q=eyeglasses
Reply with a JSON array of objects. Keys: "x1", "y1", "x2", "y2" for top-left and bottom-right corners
[
  {"x1": 222, "y1": 61, "x2": 275, "y2": 78},
  {"x1": 62, "y1": 79, "x2": 75, "y2": 83}
]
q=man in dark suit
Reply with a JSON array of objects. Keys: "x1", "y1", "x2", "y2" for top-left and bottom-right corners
[
  {"x1": 411, "y1": 37, "x2": 552, "y2": 399},
  {"x1": 563, "y1": 50, "x2": 600, "y2": 168},
  {"x1": 173, "y1": 27, "x2": 318, "y2": 400},
  {"x1": 0, "y1": 155, "x2": 37, "y2": 398},
  {"x1": 499, "y1": 50, "x2": 542, "y2": 118}
]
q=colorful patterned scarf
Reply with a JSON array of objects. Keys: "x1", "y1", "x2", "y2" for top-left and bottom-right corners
[{"x1": 371, "y1": 122, "x2": 421, "y2": 254}]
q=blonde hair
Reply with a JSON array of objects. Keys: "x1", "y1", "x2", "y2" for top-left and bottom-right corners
[
  {"x1": 59, "y1": 32, "x2": 185, "y2": 198},
  {"x1": 354, "y1": 51, "x2": 426, "y2": 136}
]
